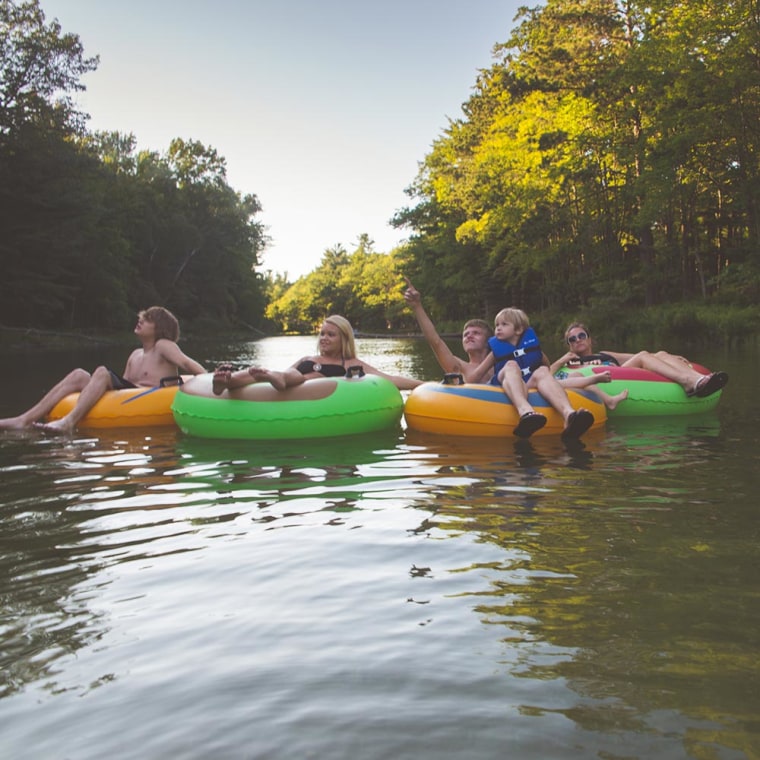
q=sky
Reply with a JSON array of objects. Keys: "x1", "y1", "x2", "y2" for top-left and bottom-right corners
[{"x1": 40, "y1": 0, "x2": 525, "y2": 278}]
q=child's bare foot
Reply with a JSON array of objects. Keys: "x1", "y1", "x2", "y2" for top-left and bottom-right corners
[
  {"x1": 248, "y1": 367, "x2": 286, "y2": 391},
  {"x1": 32, "y1": 419, "x2": 74, "y2": 436},
  {"x1": 605, "y1": 389, "x2": 629, "y2": 411}
]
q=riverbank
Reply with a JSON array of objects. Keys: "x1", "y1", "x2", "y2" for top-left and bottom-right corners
[
  {"x1": 0, "y1": 325, "x2": 258, "y2": 353},
  {"x1": 0, "y1": 325, "x2": 128, "y2": 352},
  {"x1": 3, "y1": 302, "x2": 760, "y2": 353}
]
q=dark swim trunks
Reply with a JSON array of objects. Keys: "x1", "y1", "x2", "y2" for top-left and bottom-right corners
[{"x1": 107, "y1": 368, "x2": 137, "y2": 390}]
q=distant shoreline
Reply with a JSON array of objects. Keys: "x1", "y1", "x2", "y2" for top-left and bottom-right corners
[{"x1": 0, "y1": 325, "x2": 460, "y2": 352}]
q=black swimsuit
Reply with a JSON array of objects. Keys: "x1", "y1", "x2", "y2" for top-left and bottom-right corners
[
  {"x1": 567, "y1": 352, "x2": 621, "y2": 368},
  {"x1": 295, "y1": 359, "x2": 347, "y2": 377}
]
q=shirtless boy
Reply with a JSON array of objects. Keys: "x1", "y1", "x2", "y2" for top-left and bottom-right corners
[{"x1": 0, "y1": 306, "x2": 206, "y2": 435}]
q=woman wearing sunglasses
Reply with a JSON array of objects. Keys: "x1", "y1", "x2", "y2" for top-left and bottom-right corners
[{"x1": 550, "y1": 323, "x2": 728, "y2": 398}]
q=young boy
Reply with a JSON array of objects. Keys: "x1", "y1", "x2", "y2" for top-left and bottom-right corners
[
  {"x1": 403, "y1": 278, "x2": 624, "y2": 409},
  {"x1": 473, "y1": 307, "x2": 595, "y2": 439},
  {"x1": 0, "y1": 306, "x2": 206, "y2": 435}
]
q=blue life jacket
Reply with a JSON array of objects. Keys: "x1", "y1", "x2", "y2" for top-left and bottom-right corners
[{"x1": 489, "y1": 327, "x2": 543, "y2": 384}]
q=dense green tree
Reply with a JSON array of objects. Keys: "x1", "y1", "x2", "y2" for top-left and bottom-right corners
[
  {"x1": 266, "y1": 239, "x2": 411, "y2": 333},
  {"x1": 0, "y1": 0, "x2": 104, "y2": 325},
  {"x1": 6, "y1": 0, "x2": 759, "y2": 335},
  {"x1": 0, "y1": 0, "x2": 97, "y2": 135},
  {"x1": 0, "y1": 1, "x2": 268, "y2": 331},
  {"x1": 395, "y1": 0, "x2": 760, "y2": 321}
]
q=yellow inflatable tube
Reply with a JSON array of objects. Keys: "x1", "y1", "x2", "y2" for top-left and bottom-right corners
[
  {"x1": 404, "y1": 380, "x2": 607, "y2": 437},
  {"x1": 48, "y1": 384, "x2": 182, "y2": 428}
]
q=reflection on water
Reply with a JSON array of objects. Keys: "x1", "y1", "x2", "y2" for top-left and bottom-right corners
[{"x1": 0, "y1": 340, "x2": 759, "y2": 758}]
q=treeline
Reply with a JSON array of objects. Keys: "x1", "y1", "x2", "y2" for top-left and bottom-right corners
[
  {"x1": 266, "y1": 235, "x2": 414, "y2": 334},
  {"x1": 3, "y1": 0, "x2": 760, "y2": 340},
  {"x1": 392, "y1": 0, "x2": 760, "y2": 331},
  {"x1": 0, "y1": 0, "x2": 268, "y2": 332}
]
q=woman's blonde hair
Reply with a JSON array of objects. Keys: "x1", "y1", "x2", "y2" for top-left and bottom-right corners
[
  {"x1": 322, "y1": 315, "x2": 357, "y2": 359},
  {"x1": 494, "y1": 307, "x2": 530, "y2": 334}
]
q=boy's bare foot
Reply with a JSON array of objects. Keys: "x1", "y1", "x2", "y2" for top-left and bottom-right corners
[{"x1": 32, "y1": 419, "x2": 74, "y2": 436}]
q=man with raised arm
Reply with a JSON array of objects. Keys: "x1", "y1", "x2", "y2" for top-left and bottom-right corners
[{"x1": 403, "y1": 277, "x2": 494, "y2": 384}]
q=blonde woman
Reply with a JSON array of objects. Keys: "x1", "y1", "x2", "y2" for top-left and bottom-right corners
[{"x1": 213, "y1": 315, "x2": 421, "y2": 394}]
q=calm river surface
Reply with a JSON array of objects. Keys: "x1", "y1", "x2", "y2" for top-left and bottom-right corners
[{"x1": 1, "y1": 335, "x2": 758, "y2": 759}]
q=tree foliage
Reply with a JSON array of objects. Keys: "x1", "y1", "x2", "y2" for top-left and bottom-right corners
[
  {"x1": 0, "y1": 0, "x2": 268, "y2": 331},
  {"x1": 5, "y1": 0, "x2": 758, "y2": 336},
  {"x1": 394, "y1": 0, "x2": 760, "y2": 322},
  {"x1": 266, "y1": 236, "x2": 411, "y2": 333},
  {"x1": 0, "y1": 0, "x2": 97, "y2": 134}
]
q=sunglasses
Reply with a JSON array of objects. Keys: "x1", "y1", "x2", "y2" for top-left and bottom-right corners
[{"x1": 567, "y1": 331, "x2": 588, "y2": 344}]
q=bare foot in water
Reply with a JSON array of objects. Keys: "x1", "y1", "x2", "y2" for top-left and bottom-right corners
[
  {"x1": 32, "y1": 419, "x2": 74, "y2": 436},
  {"x1": 248, "y1": 367, "x2": 287, "y2": 391}
]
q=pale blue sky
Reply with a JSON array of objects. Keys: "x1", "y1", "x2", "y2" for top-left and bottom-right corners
[{"x1": 41, "y1": 0, "x2": 525, "y2": 277}]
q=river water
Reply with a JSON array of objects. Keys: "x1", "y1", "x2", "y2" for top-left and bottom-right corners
[{"x1": 1, "y1": 335, "x2": 758, "y2": 759}]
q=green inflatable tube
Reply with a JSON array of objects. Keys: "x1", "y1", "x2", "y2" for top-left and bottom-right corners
[
  {"x1": 562, "y1": 366, "x2": 723, "y2": 416},
  {"x1": 172, "y1": 373, "x2": 404, "y2": 439}
]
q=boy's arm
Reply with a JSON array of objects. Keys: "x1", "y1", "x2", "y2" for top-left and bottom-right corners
[
  {"x1": 469, "y1": 352, "x2": 495, "y2": 383},
  {"x1": 158, "y1": 340, "x2": 206, "y2": 374}
]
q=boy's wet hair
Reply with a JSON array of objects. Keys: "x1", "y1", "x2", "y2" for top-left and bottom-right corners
[
  {"x1": 140, "y1": 306, "x2": 180, "y2": 342},
  {"x1": 463, "y1": 318, "x2": 492, "y2": 336}
]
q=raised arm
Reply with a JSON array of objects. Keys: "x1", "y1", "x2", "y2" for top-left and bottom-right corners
[{"x1": 403, "y1": 277, "x2": 464, "y2": 375}]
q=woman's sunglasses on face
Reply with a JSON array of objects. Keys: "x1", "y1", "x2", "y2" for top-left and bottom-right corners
[{"x1": 567, "y1": 331, "x2": 588, "y2": 344}]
